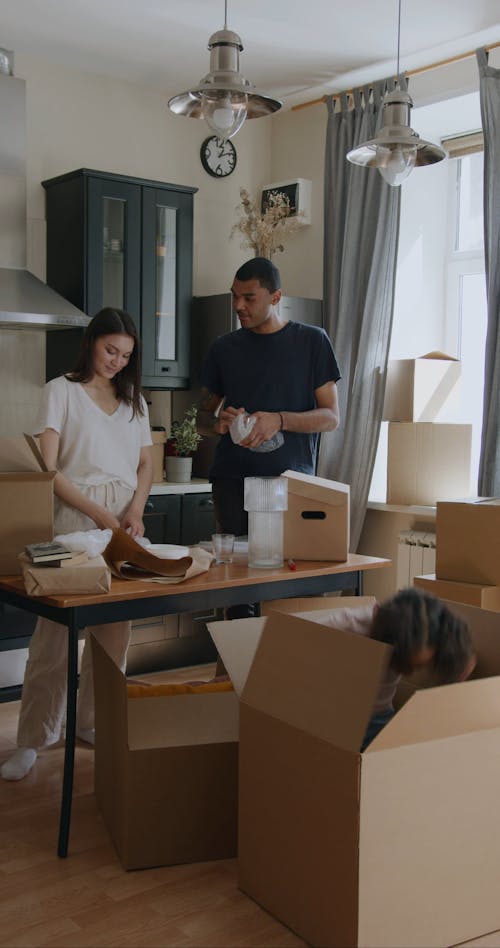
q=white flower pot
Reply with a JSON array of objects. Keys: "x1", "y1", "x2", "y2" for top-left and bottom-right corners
[{"x1": 165, "y1": 456, "x2": 193, "y2": 484}]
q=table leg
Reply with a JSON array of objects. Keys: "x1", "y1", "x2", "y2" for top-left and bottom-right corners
[{"x1": 57, "y1": 616, "x2": 79, "y2": 858}]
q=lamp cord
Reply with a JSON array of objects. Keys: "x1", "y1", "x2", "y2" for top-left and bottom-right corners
[
  {"x1": 396, "y1": 0, "x2": 402, "y2": 79},
  {"x1": 224, "y1": 0, "x2": 228, "y2": 29}
]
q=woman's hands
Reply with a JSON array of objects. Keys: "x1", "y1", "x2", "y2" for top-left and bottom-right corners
[{"x1": 120, "y1": 505, "x2": 145, "y2": 538}]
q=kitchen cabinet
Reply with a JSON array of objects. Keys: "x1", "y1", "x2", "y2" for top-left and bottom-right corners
[
  {"x1": 180, "y1": 492, "x2": 216, "y2": 545},
  {"x1": 142, "y1": 494, "x2": 181, "y2": 545},
  {"x1": 42, "y1": 168, "x2": 197, "y2": 389},
  {"x1": 128, "y1": 489, "x2": 218, "y2": 675}
]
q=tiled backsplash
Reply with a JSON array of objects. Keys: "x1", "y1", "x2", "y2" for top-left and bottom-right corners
[
  {"x1": 0, "y1": 331, "x2": 174, "y2": 439},
  {"x1": 0, "y1": 329, "x2": 45, "y2": 437}
]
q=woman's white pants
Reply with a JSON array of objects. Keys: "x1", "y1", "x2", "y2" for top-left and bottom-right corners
[{"x1": 17, "y1": 482, "x2": 133, "y2": 749}]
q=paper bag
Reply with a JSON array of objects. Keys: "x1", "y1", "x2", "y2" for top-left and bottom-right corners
[
  {"x1": 19, "y1": 553, "x2": 111, "y2": 596},
  {"x1": 103, "y1": 528, "x2": 213, "y2": 582}
]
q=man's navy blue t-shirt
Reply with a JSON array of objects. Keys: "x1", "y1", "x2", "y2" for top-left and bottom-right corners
[{"x1": 200, "y1": 321, "x2": 341, "y2": 479}]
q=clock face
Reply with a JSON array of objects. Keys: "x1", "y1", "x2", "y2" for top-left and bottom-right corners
[{"x1": 200, "y1": 136, "x2": 237, "y2": 178}]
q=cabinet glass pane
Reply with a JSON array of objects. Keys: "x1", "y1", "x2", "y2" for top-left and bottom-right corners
[
  {"x1": 102, "y1": 198, "x2": 125, "y2": 309},
  {"x1": 156, "y1": 206, "x2": 177, "y2": 360}
]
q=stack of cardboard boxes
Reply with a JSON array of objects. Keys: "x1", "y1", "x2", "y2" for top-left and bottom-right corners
[
  {"x1": 383, "y1": 352, "x2": 472, "y2": 505},
  {"x1": 414, "y1": 497, "x2": 500, "y2": 611}
]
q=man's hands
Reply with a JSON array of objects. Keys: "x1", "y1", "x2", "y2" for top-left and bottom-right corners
[
  {"x1": 214, "y1": 405, "x2": 244, "y2": 436},
  {"x1": 220, "y1": 407, "x2": 281, "y2": 449}
]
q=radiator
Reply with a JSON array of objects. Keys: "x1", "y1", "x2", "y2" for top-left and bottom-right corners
[{"x1": 396, "y1": 529, "x2": 436, "y2": 588}]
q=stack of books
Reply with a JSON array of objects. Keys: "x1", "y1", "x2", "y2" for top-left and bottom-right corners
[{"x1": 24, "y1": 541, "x2": 87, "y2": 568}]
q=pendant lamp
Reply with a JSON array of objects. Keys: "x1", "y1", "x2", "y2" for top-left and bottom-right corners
[
  {"x1": 168, "y1": 0, "x2": 282, "y2": 141},
  {"x1": 346, "y1": 0, "x2": 447, "y2": 185}
]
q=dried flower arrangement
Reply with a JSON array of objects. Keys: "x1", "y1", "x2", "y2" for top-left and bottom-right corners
[{"x1": 230, "y1": 187, "x2": 303, "y2": 258}]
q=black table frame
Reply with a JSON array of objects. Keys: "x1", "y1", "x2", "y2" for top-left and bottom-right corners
[{"x1": 0, "y1": 566, "x2": 367, "y2": 858}]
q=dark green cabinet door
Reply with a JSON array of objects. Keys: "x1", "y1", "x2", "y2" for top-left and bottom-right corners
[
  {"x1": 141, "y1": 187, "x2": 193, "y2": 390},
  {"x1": 180, "y1": 493, "x2": 216, "y2": 545},
  {"x1": 86, "y1": 177, "x2": 142, "y2": 324},
  {"x1": 143, "y1": 494, "x2": 182, "y2": 544}
]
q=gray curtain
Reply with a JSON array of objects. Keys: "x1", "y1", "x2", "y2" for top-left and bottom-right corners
[
  {"x1": 318, "y1": 79, "x2": 402, "y2": 550},
  {"x1": 476, "y1": 48, "x2": 500, "y2": 496}
]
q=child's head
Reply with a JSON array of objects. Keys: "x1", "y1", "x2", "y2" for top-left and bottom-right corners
[{"x1": 371, "y1": 588, "x2": 474, "y2": 682}]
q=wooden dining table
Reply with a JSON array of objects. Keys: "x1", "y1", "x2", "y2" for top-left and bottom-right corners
[{"x1": 0, "y1": 551, "x2": 389, "y2": 858}]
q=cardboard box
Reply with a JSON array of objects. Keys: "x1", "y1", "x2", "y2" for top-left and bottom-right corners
[
  {"x1": 383, "y1": 352, "x2": 461, "y2": 422},
  {"x1": 387, "y1": 422, "x2": 472, "y2": 506},
  {"x1": 260, "y1": 595, "x2": 374, "y2": 616},
  {"x1": 436, "y1": 497, "x2": 500, "y2": 586},
  {"x1": 232, "y1": 603, "x2": 500, "y2": 948},
  {"x1": 92, "y1": 624, "x2": 254, "y2": 870},
  {"x1": 20, "y1": 554, "x2": 111, "y2": 596},
  {"x1": 0, "y1": 435, "x2": 54, "y2": 574},
  {"x1": 414, "y1": 572, "x2": 500, "y2": 611},
  {"x1": 282, "y1": 470, "x2": 349, "y2": 561}
]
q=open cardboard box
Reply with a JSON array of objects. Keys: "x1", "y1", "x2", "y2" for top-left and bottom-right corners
[
  {"x1": 0, "y1": 435, "x2": 55, "y2": 574},
  {"x1": 211, "y1": 600, "x2": 500, "y2": 948},
  {"x1": 382, "y1": 351, "x2": 461, "y2": 423},
  {"x1": 282, "y1": 470, "x2": 350, "y2": 561},
  {"x1": 91, "y1": 619, "x2": 263, "y2": 871}
]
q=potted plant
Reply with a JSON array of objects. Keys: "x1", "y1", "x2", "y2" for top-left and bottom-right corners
[{"x1": 165, "y1": 405, "x2": 202, "y2": 483}]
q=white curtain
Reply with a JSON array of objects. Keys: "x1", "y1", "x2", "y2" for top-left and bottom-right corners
[{"x1": 319, "y1": 79, "x2": 402, "y2": 549}]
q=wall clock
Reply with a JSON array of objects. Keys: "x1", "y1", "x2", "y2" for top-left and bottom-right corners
[{"x1": 200, "y1": 136, "x2": 237, "y2": 178}]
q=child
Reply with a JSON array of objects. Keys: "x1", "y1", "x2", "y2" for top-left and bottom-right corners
[{"x1": 321, "y1": 587, "x2": 475, "y2": 750}]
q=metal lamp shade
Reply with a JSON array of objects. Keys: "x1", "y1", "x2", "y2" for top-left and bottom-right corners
[
  {"x1": 347, "y1": 88, "x2": 447, "y2": 185},
  {"x1": 168, "y1": 28, "x2": 282, "y2": 139}
]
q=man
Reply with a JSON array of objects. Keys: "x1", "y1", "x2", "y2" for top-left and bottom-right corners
[{"x1": 197, "y1": 256, "x2": 341, "y2": 538}]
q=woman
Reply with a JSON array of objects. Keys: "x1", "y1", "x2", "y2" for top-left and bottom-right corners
[{"x1": 1, "y1": 307, "x2": 153, "y2": 781}]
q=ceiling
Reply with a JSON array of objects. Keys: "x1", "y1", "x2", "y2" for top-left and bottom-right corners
[{"x1": 2, "y1": 0, "x2": 500, "y2": 109}]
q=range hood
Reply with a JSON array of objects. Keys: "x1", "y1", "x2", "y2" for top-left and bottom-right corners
[{"x1": 0, "y1": 68, "x2": 89, "y2": 331}]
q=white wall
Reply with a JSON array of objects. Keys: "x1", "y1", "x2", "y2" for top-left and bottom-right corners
[
  {"x1": 0, "y1": 53, "x2": 276, "y2": 439},
  {"x1": 16, "y1": 52, "x2": 273, "y2": 296},
  {"x1": 0, "y1": 50, "x2": 491, "y2": 443}
]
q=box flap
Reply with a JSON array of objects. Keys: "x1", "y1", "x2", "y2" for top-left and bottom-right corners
[
  {"x1": 207, "y1": 617, "x2": 266, "y2": 696},
  {"x1": 367, "y1": 676, "x2": 500, "y2": 751},
  {"x1": 241, "y1": 612, "x2": 392, "y2": 752},
  {"x1": 437, "y1": 495, "x2": 500, "y2": 508},
  {"x1": 283, "y1": 469, "x2": 349, "y2": 506},
  {"x1": 0, "y1": 434, "x2": 48, "y2": 473},
  {"x1": 443, "y1": 600, "x2": 500, "y2": 678}
]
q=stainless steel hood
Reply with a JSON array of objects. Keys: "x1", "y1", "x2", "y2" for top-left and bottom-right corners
[
  {"x1": 0, "y1": 268, "x2": 90, "y2": 330},
  {"x1": 0, "y1": 69, "x2": 90, "y2": 331}
]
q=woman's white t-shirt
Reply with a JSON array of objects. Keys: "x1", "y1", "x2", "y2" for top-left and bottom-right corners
[{"x1": 34, "y1": 375, "x2": 152, "y2": 491}]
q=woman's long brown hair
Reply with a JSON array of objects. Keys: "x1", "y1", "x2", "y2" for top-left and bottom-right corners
[{"x1": 68, "y1": 307, "x2": 144, "y2": 417}]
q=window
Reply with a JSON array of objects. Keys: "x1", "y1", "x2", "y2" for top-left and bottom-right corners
[
  {"x1": 445, "y1": 149, "x2": 487, "y2": 490},
  {"x1": 368, "y1": 106, "x2": 487, "y2": 504}
]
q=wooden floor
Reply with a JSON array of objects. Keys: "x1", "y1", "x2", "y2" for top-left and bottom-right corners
[{"x1": 0, "y1": 665, "x2": 499, "y2": 948}]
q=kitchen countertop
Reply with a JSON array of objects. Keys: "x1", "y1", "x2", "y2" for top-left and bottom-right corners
[{"x1": 149, "y1": 478, "x2": 211, "y2": 495}]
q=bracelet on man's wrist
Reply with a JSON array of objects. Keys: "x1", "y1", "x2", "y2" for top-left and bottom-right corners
[{"x1": 278, "y1": 412, "x2": 284, "y2": 431}]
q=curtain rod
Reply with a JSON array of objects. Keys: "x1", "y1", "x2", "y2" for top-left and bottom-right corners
[{"x1": 291, "y1": 39, "x2": 500, "y2": 112}]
